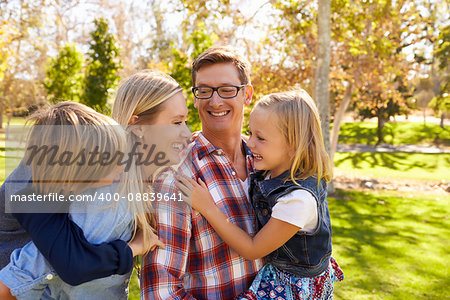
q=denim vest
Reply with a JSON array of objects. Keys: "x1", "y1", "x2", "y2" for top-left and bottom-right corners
[{"x1": 249, "y1": 170, "x2": 332, "y2": 277}]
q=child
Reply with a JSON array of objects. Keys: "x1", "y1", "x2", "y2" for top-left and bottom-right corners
[
  {"x1": 0, "y1": 101, "x2": 162, "y2": 299},
  {"x1": 177, "y1": 90, "x2": 344, "y2": 300}
]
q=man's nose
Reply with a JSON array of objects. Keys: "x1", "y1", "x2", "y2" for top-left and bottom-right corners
[{"x1": 208, "y1": 90, "x2": 224, "y2": 107}]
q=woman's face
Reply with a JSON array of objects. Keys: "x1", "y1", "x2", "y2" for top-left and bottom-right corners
[{"x1": 140, "y1": 92, "x2": 190, "y2": 168}]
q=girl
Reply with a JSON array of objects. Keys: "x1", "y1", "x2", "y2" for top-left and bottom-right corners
[
  {"x1": 0, "y1": 70, "x2": 189, "y2": 298},
  {"x1": 0, "y1": 101, "x2": 164, "y2": 299},
  {"x1": 177, "y1": 90, "x2": 344, "y2": 300}
]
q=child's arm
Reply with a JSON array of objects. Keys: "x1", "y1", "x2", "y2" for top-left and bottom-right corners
[
  {"x1": 176, "y1": 177, "x2": 300, "y2": 260},
  {"x1": 12, "y1": 212, "x2": 133, "y2": 285},
  {"x1": 0, "y1": 280, "x2": 15, "y2": 300}
]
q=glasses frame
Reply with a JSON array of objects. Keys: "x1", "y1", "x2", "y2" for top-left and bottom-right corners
[{"x1": 191, "y1": 85, "x2": 246, "y2": 100}]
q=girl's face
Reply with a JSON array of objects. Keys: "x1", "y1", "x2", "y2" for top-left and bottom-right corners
[{"x1": 247, "y1": 107, "x2": 293, "y2": 178}]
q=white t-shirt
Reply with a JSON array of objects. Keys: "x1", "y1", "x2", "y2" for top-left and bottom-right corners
[
  {"x1": 271, "y1": 189, "x2": 318, "y2": 234},
  {"x1": 240, "y1": 178, "x2": 249, "y2": 199}
]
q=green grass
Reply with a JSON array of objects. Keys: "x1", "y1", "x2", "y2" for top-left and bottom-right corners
[
  {"x1": 126, "y1": 189, "x2": 450, "y2": 299},
  {"x1": 334, "y1": 153, "x2": 450, "y2": 181},
  {"x1": 337, "y1": 122, "x2": 450, "y2": 146},
  {"x1": 1, "y1": 117, "x2": 27, "y2": 127},
  {"x1": 329, "y1": 189, "x2": 450, "y2": 299}
]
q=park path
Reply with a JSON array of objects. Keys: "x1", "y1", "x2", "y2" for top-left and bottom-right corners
[{"x1": 336, "y1": 143, "x2": 450, "y2": 154}]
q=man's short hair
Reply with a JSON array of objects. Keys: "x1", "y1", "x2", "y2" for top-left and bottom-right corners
[{"x1": 191, "y1": 46, "x2": 251, "y2": 86}]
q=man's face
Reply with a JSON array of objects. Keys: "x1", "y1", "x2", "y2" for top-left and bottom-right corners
[{"x1": 193, "y1": 63, "x2": 252, "y2": 137}]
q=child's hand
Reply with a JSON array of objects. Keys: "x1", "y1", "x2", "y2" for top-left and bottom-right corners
[
  {"x1": 147, "y1": 227, "x2": 165, "y2": 252},
  {"x1": 175, "y1": 174, "x2": 215, "y2": 214},
  {"x1": 128, "y1": 229, "x2": 165, "y2": 257}
]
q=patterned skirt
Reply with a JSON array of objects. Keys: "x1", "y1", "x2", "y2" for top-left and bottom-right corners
[{"x1": 238, "y1": 257, "x2": 344, "y2": 300}]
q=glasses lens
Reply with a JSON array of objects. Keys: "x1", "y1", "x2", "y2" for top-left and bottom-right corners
[
  {"x1": 218, "y1": 86, "x2": 238, "y2": 98},
  {"x1": 195, "y1": 87, "x2": 213, "y2": 99}
]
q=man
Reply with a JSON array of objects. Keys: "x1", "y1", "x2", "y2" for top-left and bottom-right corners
[{"x1": 141, "y1": 46, "x2": 262, "y2": 299}]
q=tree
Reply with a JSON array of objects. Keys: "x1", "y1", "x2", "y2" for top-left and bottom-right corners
[
  {"x1": 81, "y1": 18, "x2": 121, "y2": 113},
  {"x1": 44, "y1": 43, "x2": 84, "y2": 103},
  {"x1": 0, "y1": 0, "x2": 47, "y2": 127},
  {"x1": 168, "y1": 25, "x2": 217, "y2": 131},
  {"x1": 429, "y1": 24, "x2": 450, "y2": 128},
  {"x1": 315, "y1": 0, "x2": 331, "y2": 155}
]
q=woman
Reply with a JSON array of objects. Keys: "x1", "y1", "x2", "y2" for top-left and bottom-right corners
[{"x1": 0, "y1": 70, "x2": 190, "y2": 298}]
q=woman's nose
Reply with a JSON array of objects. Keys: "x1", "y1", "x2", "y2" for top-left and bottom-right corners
[{"x1": 180, "y1": 124, "x2": 190, "y2": 138}]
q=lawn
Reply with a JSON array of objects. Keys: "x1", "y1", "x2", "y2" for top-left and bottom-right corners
[
  {"x1": 337, "y1": 122, "x2": 450, "y2": 146},
  {"x1": 126, "y1": 189, "x2": 450, "y2": 300},
  {"x1": 334, "y1": 152, "x2": 450, "y2": 181},
  {"x1": 330, "y1": 189, "x2": 449, "y2": 300}
]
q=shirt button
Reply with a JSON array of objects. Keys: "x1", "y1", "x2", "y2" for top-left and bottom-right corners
[
  {"x1": 262, "y1": 209, "x2": 269, "y2": 216},
  {"x1": 217, "y1": 150, "x2": 223, "y2": 155},
  {"x1": 46, "y1": 274, "x2": 53, "y2": 280},
  {"x1": 231, "y1": 171, "x2": 236, "y2": 176}
]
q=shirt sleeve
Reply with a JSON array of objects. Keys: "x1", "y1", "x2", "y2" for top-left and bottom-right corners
[
  {"x1": 0, "y1": 241, "x2": 52, "y2": 297},
  {"x1": 11, "y1": 210, "x2": 132, "y2": 286},
  {"x1": 271, "y1": 189, "x2": 318, "y2": 233},
  {"x1": 140, "y1": 168, "x2": 196, "y2": 300}
]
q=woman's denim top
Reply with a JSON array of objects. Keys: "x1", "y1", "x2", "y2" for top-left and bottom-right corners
[{"x1": 249, "y1": 170, "x2": 332, "y2": 277}]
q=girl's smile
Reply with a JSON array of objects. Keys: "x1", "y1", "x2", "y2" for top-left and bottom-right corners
[{"x1": 247, "y1": 107, "x2": 293, "y2": 178}]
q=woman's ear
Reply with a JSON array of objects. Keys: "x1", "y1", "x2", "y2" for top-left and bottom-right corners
[
  {"x1": 130, "y1": 125, "x2": 144, "y2": 139},
  {"x1": 128, "y1": 115, "x2": 139, "y2": 125}
]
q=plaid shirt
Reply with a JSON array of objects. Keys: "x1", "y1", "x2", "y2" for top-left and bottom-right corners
[{"x1": 141, "y1": 133, "x2": 262, "y2": 299}]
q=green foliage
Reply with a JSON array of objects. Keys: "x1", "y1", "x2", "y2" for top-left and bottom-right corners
[
  {"x1": 429, "y1": 25, "x2": 450, "y2": 121},
  {"x1": 435, "y1": 24, "x2": 450, "y2": 71},
  {"x1": 168, "y1": 25, "x2": 217, "y2": 132},
  {"x1": 44, "y1": 43, "x2": 84, "y2": 103},
  {"x1": 330, "y1": 189, "x2": 450, "y2": 299},
  {"x1": 81, "y1": 18, "x2": 121, "y2": 114}
]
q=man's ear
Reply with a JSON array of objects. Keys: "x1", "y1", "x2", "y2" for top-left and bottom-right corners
[{"x1": 244, "y1": 84, "x2": 253, "y2": 106}]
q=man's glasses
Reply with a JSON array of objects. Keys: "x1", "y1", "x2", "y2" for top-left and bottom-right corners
[{"x1": 191, "y1": 85, "x2": 246, "y2": 100}]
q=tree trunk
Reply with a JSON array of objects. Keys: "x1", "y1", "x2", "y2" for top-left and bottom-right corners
[
  {"x1": 330, "y1": 81, "x2": 353, "y2": 163},
  {"x1": 376, "y1": 115, "x2": 385, "y2": 145},
  {"x1": 440, "y1": 113, "x2": 444, "y2": 128},
  {"x1": 315, "y1": 0, "x2": 332, "y2": 192}
]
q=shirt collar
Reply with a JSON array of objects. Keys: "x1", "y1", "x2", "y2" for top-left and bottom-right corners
[{"x1": 193, "y1": 132, "x2": 253, "y2": 160}]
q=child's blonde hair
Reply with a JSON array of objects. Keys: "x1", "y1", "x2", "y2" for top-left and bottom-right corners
[
  {"x1": 112, "y1": 69, "x2": 183, "y2": 254},
  {"x1": 25, "y1": 101, "x2": 126, "y2": 196},
  {"x1": 254, "y1": 90, "x2": 332, "y2": 184}
]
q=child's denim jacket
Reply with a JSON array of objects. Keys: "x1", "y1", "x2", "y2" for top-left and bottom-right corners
[
  {"x1": 249, "y1": 170, "x2": 332, "y2": 277},
  {"x1": 0, "y1": 182, "x2": 134, "y2": 300}
]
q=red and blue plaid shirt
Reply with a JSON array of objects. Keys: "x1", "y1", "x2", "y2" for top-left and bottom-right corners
[{"x1": 141, "y1": 133, "x2": 262, "y2": 299}]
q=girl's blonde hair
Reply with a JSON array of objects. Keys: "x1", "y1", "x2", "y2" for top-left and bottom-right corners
[
  {"x1": 25, "y1": 101, "x2": 126, "y2": 196},
  {"x1": 254, "y1": 90, "x2": 332, "y2": 184},
  {"x1": 112, "y1": 69, "x2": 183, "y2": 254}
]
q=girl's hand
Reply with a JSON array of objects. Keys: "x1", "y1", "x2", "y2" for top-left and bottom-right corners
[
  {"x1": 175, "y1": 175, "x2": 215, "y2": 214},
  {"x1": 128, "y1": 229, "x2": 165, "y2": 257}
]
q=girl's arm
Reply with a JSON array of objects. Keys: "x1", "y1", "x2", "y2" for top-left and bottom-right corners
[{"x1": 176, "y1": 177, "x2": 300, "y2": 260}]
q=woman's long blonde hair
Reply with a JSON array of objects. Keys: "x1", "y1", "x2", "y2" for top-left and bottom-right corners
[
  {"x1": 112, "y1": 69, "x2": 182, "y2": 254},
  {"x1": 254, "y1": 90, "x2": 332, "y2": 184}
]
